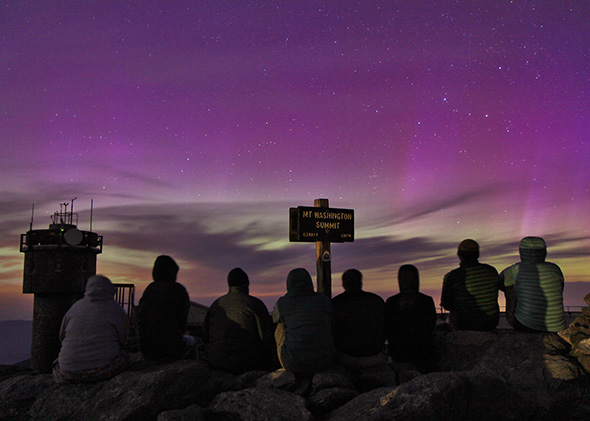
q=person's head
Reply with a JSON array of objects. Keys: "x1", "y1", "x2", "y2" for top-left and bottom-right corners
[
  {"x1": 152, "y1": 255, "x2": 179, "y2": 282},
  {"x1": 286, "y1": 268, "x2": 314, "y2": 294},
  {"x1": 227, "y1": 267, "x2": 249, "y2": 288},
  {"x1": 342, "y1": 268, "x2": 363, "y2": 291},
  {"x1": 398, "y1": 264, "x2": 419, "y2": 293},
  {"x1": 518, "y1": 236, "x2": 547, "y2": 263},
  {"x1": 85, "y1": 274, "x2": 116, "y2": 300},
  {"x1": 457, "y1": 239, "x2": 479, "y2": 262}
]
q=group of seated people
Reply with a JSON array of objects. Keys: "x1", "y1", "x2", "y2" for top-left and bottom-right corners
[{"x1": 52, "y1": 235, "x2": 566, "y2": 384}]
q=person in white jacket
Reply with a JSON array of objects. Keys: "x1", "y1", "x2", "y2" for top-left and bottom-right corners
[{"x1": 53, "y1": 275, "x2": 129, "y2": 384}]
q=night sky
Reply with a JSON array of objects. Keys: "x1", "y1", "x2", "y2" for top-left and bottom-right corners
[{"x1": 1, "y1": 1, "x2": 589, "y2": 320}]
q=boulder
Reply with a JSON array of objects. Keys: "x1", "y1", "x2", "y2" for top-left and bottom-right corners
[
  {"x1": 326, "y1": 371, "x2": 536, "y2": 421},
  {"x1": 307, "y1": 387, "x2": 358, "y2": 416},
  {"x1": 209, "y1": 387, "x2": 312, "y2": 421},
  {"x1": 1, "y1": 329, "x2": 589, "y2": 420}
]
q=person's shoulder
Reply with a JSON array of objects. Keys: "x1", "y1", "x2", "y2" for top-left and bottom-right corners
[
  {"x1": 445, "y1": 266, "x2": 462, "y2": 276},
  {"x1": 385, "y1": 293, "x2": 401, "y2": 305},
  {"x1": 500, "y1": 263, "x2": 520, "y2": 275},
  {"x1": 315, "y1": 292, "x2": 331, "y2": 304},
  {"x1": 331, "y1": 291, "x2": 347, "y2": 303},
  {"x1": 443, "y1": 266, "x2": 463, "y2": 281},
  {"x1": 207, "y1": 296, "x2": 222, "y2": 309},
  {"x1": 141, "y1": 281, "x2": 158, "y2": 294},
  {"x1": 362, "y1": 290, "x2": 384, "y2": 304},
  {"x1": 418, "y1": 292, "x2": 435, "y2": 303},
  {"x1": 479, "y1": 262, "x2": 499, "y2": 273},
  {"x1": 541, "y1": 261, "x2": 564, "y2": 273},
  {"x1": 246, "y1": 293, "x2": 267, "y2": 306}
]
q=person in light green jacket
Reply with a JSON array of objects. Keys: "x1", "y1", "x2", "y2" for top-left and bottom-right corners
[{"x1": 499, "y1": 236, "x2": 565, "y2": 333}]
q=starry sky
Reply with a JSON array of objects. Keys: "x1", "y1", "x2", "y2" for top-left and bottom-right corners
[{"x1": 1, "y1": 1, "x2": 589, "y2": 321}]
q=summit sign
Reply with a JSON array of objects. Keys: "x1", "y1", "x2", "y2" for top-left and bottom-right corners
[{"x1": 289, "y1": 206, "x2": 354, "y2": 243}]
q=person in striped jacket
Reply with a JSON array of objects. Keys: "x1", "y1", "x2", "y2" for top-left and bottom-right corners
[
  {"x1": 441, "y1": 239, "x2": 500, "y2": 331},
  {"x1": 499, "y1": 237, "x2": 565, "y2": 333}
]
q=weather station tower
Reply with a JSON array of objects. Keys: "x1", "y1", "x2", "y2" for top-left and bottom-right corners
[{"x1": 20, "y1": 198, "x2": 103, "y2": 373}]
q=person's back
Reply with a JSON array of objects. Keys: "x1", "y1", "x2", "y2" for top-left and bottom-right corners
[
  {"x1": 273, "y1": 268, "x2": 334, "y2": 376},
  {"x1": 441, "y1": 239, "x2": 499, "y2": 331},
  {"x1": 137, "y1": 255, "x2": 191, "y2": 361},
  {"x1": 500, "y1": 236, "x2": 565, "y2": 332},
  {"x1": 332, "y1": 269, "x2": 385, "y2": 358},
  {"x1": 54, "y1": 275, "x2": 128, "y2": 384},
  {"x1": 204, "y1": 268, "x2": 275, "y2": 373},
  {"x1": 385, "y1": 265, "x2": 436, "y2": 371}
]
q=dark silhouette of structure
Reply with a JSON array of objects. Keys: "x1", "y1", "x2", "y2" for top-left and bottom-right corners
[{"x1": 20, "y1": 199, "x2": 103, "y2": 373}]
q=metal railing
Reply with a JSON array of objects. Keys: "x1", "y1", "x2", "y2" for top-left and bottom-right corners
[{"x1": 113, "y1": 283, "x2": 135, "y2": 323}]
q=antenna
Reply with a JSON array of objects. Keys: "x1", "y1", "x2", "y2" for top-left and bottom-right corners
[
  {"x1": 90, "y1": 199, "x2": 94, "y2": 231},
  {"x1": 71, "y1": 197, "x2": 77, "y2": 216},
  {"x1": 29, "y1": 204, "x2": 35, "y2": 231}
]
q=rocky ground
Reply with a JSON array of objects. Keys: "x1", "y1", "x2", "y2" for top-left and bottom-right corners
[{"x1": 1, "y1": 329, "x2": 589, "y2": 420}]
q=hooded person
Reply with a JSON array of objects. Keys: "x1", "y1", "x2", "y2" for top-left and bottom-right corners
[
  {"x1": 137, "y1": 255, "x2": 194, "y2": 361},
  {"x1": 272, "y1": 268, "x2": 335, "y2": 376},
  {"x1": 440, "y1": 239, "x2": 500, "y2": 331},
  {"x1": 203, "y1": 268, "x2": 277, "y2": 373},
  {"x1": 499, "y1": 236, "x2": 565, "y2": 332},
  {"x1": 53, "y1": 275, "x2": 129, "y2": 384},
  {"x1": 384, "y1": 265, "x2": 437, "y2": 372}
]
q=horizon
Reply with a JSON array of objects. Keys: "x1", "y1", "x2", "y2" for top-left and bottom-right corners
[{"x1": 1, "y1": 1, "x2": 589, "y2": 321}]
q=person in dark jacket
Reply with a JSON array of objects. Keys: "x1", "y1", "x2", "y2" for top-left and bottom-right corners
[
  {"x1": 441, "y1": 239, "x2": 499, "y2": 331},
  {"x1": 272, "y1": 268, "x2": 334, "y2": 376},
  {"x1": 203, "y1": 268, "x2": 276, "y2": 373},
  {"x1": 137, "y1": 255, "x2": 195, "y2": 361},
  {"x1": 332, "y1": 269, "x2": 385, "y2": 358},
  {"x1": 385, "y1": 265, "x2": 437, "y2": 372}
]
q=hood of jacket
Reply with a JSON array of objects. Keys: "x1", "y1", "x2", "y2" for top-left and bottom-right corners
[
  {"x1": 84, "y1": 275, "x2": 116, "y2": 301},
  {"x1": 518, "y1": 236, "x2": 547, "y2": 264},
  {"x1": 286, "y1": 268, "x2": 314, "y2": 295}
]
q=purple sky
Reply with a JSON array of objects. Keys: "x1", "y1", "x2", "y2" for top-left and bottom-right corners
[{"x1": 1, "y1": 1, "x2": 589, "y2": 320}]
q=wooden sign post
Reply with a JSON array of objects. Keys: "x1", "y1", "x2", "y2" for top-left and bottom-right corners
[{"x1": 289, "y1": 198, "x2": 354, "y2": 298}]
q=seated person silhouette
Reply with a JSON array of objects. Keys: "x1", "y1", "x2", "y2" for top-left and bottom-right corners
[
  {"x1": 137, "y1": 255, "x2": 195, "y2": 362},
  {"x1": 441, "y1": 239, "x2": 499, "y2": 331},
  {"x1": 499, "y1": 236, "x2": 566, "y2": 333},
  {"x1": 272, "y1": 268, "x2": 334, "y2": 377},
  {"x1": 332, "y1": 269, "x2": 385, "y2": 360},
  {"x1": 53, "y1": 275, "x2": 129, "y2": 384},
  {"x1": 385, "y1": 265, "x2": 436, "y2": 372},
  {"x1": 203, "y1": 268, "x2": 277, "y2": 373}
]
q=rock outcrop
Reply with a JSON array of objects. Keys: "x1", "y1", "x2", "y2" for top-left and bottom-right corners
[
  {"x1": 1, "y1": 330, "x2": 589, "y2": 420},
  {"x1": 559, "y1": 293, "x2": 590, "y2": 374}
]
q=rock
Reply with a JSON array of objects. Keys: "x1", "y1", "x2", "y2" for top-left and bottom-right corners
[
  {"x1": 310, "y1": 368, "x2": 354, "y2": 394},
  {"x1": 157, "y1": 405, "x2": 207, "y2": 421},
  {"x1": 0, "y1": 373, "x2": 56, "y2": 420},
  {"x1": 1, "y1": 330, "x2": 588, "y2": 420},
  {"x1": 307, "y1": 387, "x2": 358, "y2": 416},
  {"x1": 255, "y1": 368, "x2": 297, "y2": 390},
  {"x1": 326, "y1": 371, "x2": 537, "y2": 421},
  {"x1": 0, "y1": 365, "x2": 32, "y2": 382},
  {"x1": 26, "y1": 360, "x2": 213, "y2": 420},
  {"x1": 435, "y1": 330, "x2": 498, "y2": 371},
  {"x1": 571, "y1": 338, "x2": 590, "y2": 373},
  {"x1": 389, "y1": 361, "x2": 421, "y2": 384},
  {"x1": 209, "y1": 387, "x2": 312, "y2": 421},
  {"x1": 354, "y1": 365, "x2": 398, "y2": 392}
]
